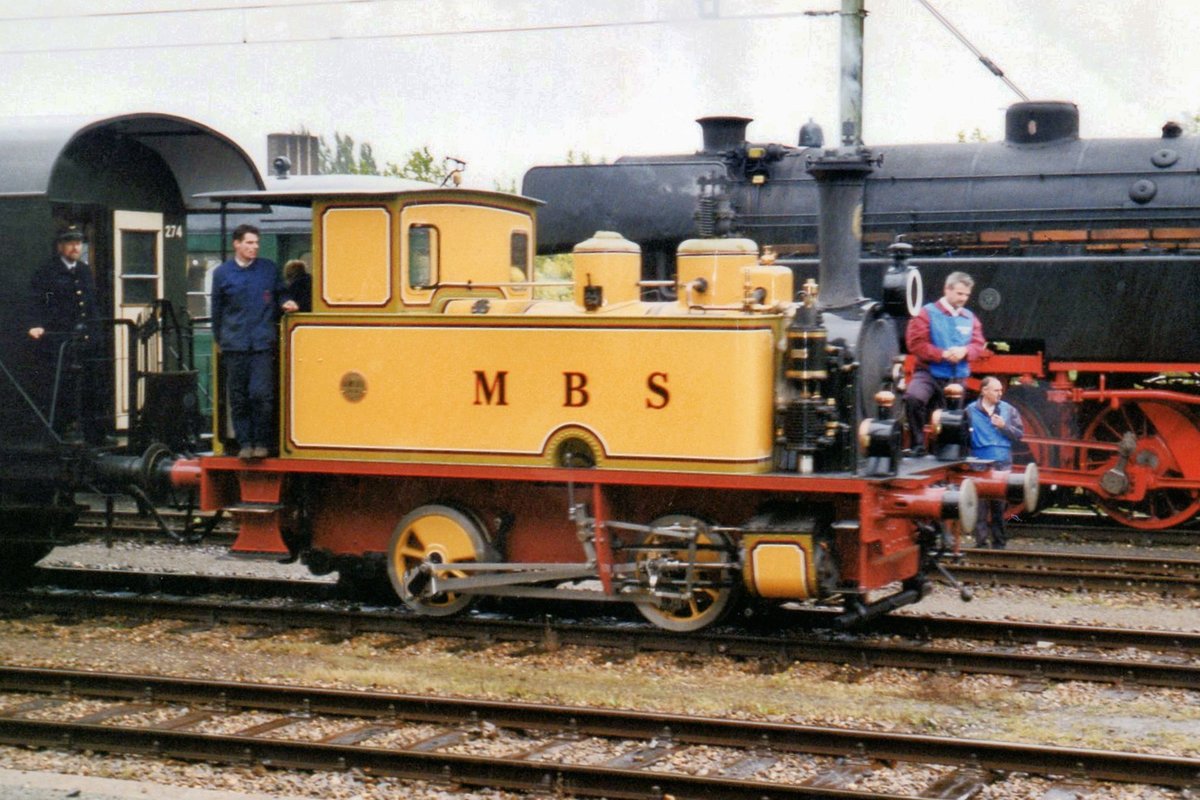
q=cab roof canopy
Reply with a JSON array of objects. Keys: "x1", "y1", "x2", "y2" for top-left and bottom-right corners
[{"x1": 196, "y1": 174, "x2": 542, "y2": 210}]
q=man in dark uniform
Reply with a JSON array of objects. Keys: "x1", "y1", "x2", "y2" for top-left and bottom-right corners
[
  {"x1": 27, "y1": 226, "x2": 105, "y2": 444},
  {"x1": 211, "y1": 224, "x2": 297, "y2": 460}
]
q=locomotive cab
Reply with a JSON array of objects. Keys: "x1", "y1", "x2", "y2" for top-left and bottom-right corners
[{"x1": 305, "y1": 186, "x2": 539, "y2": 314}]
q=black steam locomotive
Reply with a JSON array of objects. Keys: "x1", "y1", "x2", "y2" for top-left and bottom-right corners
[{"x1": 524, "y1": 102, "x2": 1200, "y2": 531}]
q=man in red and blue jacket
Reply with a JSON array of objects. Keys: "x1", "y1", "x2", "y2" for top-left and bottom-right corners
[{"x1": 904, "y1": 271, "x2": 987, "y2": 452}]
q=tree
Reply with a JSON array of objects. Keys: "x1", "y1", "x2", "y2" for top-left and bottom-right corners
[
  {"x1": 1180, "y1": 110, "x2": 1200, "y2": 135},
  {"x1": 955, "y1": 127, "x2": 989, "y2": 143},
  {"x1": 382, "y1": 146, "x2": 449, "y2": 183},
  {"x1": 314, "y1": 132, "x2": 380, "y2": 175},
  {"x1": 359, "y1": 142, "x2": 379, "y2": 175},
  {"x1": 565, "y1": 149, "x2": 607, "y2": 165},
  {"x1": 534, "y1": 253, "x2": 574, "y2": 301},
  {"x1": 303, "y1": 129, "x2": 449, "y2": 183}
]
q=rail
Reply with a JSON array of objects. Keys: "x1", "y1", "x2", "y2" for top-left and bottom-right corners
[
  {"x1": 5, "y1": 577, "x2": 1197, "y2": 688},
  {"x1": 0, "y1": 666, "x2": 1194, "y2": 791}
]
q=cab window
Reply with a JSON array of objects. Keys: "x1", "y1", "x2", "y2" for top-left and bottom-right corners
[
  {"x1": 409, "y1": 224, "x2": 438, "y2": 288},
  {"x1": 321, "y1": 205, "x2": 392, "y2": 306},
  {"x1": 510, "y1": 231, "x2": 528, "y2": 273}
]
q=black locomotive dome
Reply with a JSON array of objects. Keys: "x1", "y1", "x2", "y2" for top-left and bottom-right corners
[{"x1": 1005, "y1": 101, "x2": 1080, "y2": 145}]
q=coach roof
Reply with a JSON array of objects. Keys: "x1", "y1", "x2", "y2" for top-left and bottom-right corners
[{"x1": 0, "y1": 112, "x2": 263, "y2": 210}]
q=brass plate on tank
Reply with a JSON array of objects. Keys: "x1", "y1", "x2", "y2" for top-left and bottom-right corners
[{"x1": 340, "y1": 371, "x2": 368, "y2": 402}]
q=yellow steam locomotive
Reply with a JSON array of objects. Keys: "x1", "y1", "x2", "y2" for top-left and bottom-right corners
[{"x1": 180, "y1": 155, "x2": 1029, "y2": 630}]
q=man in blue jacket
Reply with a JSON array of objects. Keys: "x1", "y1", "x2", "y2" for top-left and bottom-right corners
[
  {"x1": 966, "y1": 376, "x2": 1025, "y2": 548},
  {"x1": 211, "y1": 225, "x2": 297, "y2": 460}
]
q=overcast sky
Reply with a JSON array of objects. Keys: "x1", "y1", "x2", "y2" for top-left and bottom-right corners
[{"x1": 1, "y1": 0, "x2": 1194, "y2": 187}]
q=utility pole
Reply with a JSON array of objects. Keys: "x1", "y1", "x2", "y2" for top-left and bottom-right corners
[{"x1": 839, "y1": 0, "x2": 866, "y2": 146}]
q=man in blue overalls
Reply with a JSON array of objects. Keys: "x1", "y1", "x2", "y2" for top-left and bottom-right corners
[
  {"x1": 904, "y1": 271, "x2": 987, "y2": 453},
  {"x1": 210, "y1": 225, "x2": 297, "y2": 460}
]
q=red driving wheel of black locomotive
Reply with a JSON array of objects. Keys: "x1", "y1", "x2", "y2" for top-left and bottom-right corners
[{"x1": 1080, "y1": 399, "x2": 1200, "y2": 530}]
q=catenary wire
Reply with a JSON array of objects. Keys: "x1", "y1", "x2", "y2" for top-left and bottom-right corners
[{"x1": 915, "y1": 0, "x2": 1029, "y2": 101}]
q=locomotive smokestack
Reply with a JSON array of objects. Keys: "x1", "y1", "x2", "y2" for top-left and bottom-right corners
[
  {"x1": 697, "y1": 116, "x2": 751, "y2": 153},
  {"x1": 806, "y1": 150, "x2": 876, "y2": 309}
]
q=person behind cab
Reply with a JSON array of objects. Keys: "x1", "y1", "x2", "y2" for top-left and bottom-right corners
[
  {"x1": 904, "y1": 271, "x2": 986, "y2": 453},
  {"x1": 966, "y1": 376, "x2": 1025, "y2": 548},
  {"x1": 283, "y1": 259, "x2": 312, "y2": 313}
]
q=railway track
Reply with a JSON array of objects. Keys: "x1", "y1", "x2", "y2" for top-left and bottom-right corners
[
  {"x1": 1010, "y1": 515, "x2": 1200, "y2": 547},
  {"x1": 0, "y1": 665, "x2": 1194, "y2": 797},
  {"x1": 963, "y1": 548, "x2": 1200, "y2": 577},
  {"x1": 73, "y1": 507, "x2": 234, "y2": 544},
  {"x1": 952, "y1": 547, "x2": 1200, "y2": 596},
  {"x1": 4, "y1": 569, "x2": 1197, "y2": 689}
]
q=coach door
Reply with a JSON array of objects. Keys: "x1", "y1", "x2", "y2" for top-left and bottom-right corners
[{"x1": 112, "y1": 210, "x2": 165, "y2": 429}]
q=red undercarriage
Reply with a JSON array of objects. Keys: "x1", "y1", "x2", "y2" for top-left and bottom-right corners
[{"x1": 174, "y1": 456, "x2": 980, "y2": 596}]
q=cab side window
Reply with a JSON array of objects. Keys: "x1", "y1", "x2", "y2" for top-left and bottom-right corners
[
  {"x1": 508, "y1": 231, "x2": 528, "y2": 275},
  {"x1": 409, "y1": 224, "x2": 439, "y2": 289}
]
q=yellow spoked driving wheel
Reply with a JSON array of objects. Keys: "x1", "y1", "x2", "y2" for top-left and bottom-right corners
[
  {"x1": 633, "y1": 514, "x2": 737, "y2": 632},
  {"x1": 386, "y1": 504, "x2": 491, "y2": 617}
]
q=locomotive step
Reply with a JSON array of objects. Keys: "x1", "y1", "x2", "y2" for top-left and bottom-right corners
[{"x1": 224, "y1": 503, "x2": 285, "y2": 515}]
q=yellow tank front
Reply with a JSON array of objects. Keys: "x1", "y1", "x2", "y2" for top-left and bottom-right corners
[
  {"x1": 676, "y1": 238, "x2": 759, "y2": 307},
  {"x1": 744, "y1": 264, "x2": 795, "y2": 307},
  {"x1": 284, "y1": 315, "x2": 780, "y2": 473},
  {"x1": 572, "y1": 231, "x2": 642, "y2": 310}
]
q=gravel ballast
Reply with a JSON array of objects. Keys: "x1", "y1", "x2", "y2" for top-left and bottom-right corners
[{"x1": 0, "y1": 539, "x2": 1191, "y2": 798}]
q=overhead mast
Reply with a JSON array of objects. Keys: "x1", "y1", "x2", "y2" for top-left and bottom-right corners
[{"x1": 840, "y1": 0, "x2": 866, "y2": 147}]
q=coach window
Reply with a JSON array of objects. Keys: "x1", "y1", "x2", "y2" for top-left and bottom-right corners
[
  {"x1": 409, "y1": 224, "x2": 439, "y2": 289},
  {"x1": 121, "y1": 230, "x2": 160, "y2": 304},
  {"x1": 186, "y1": 253, "x2": 221, "y2": 318}
]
